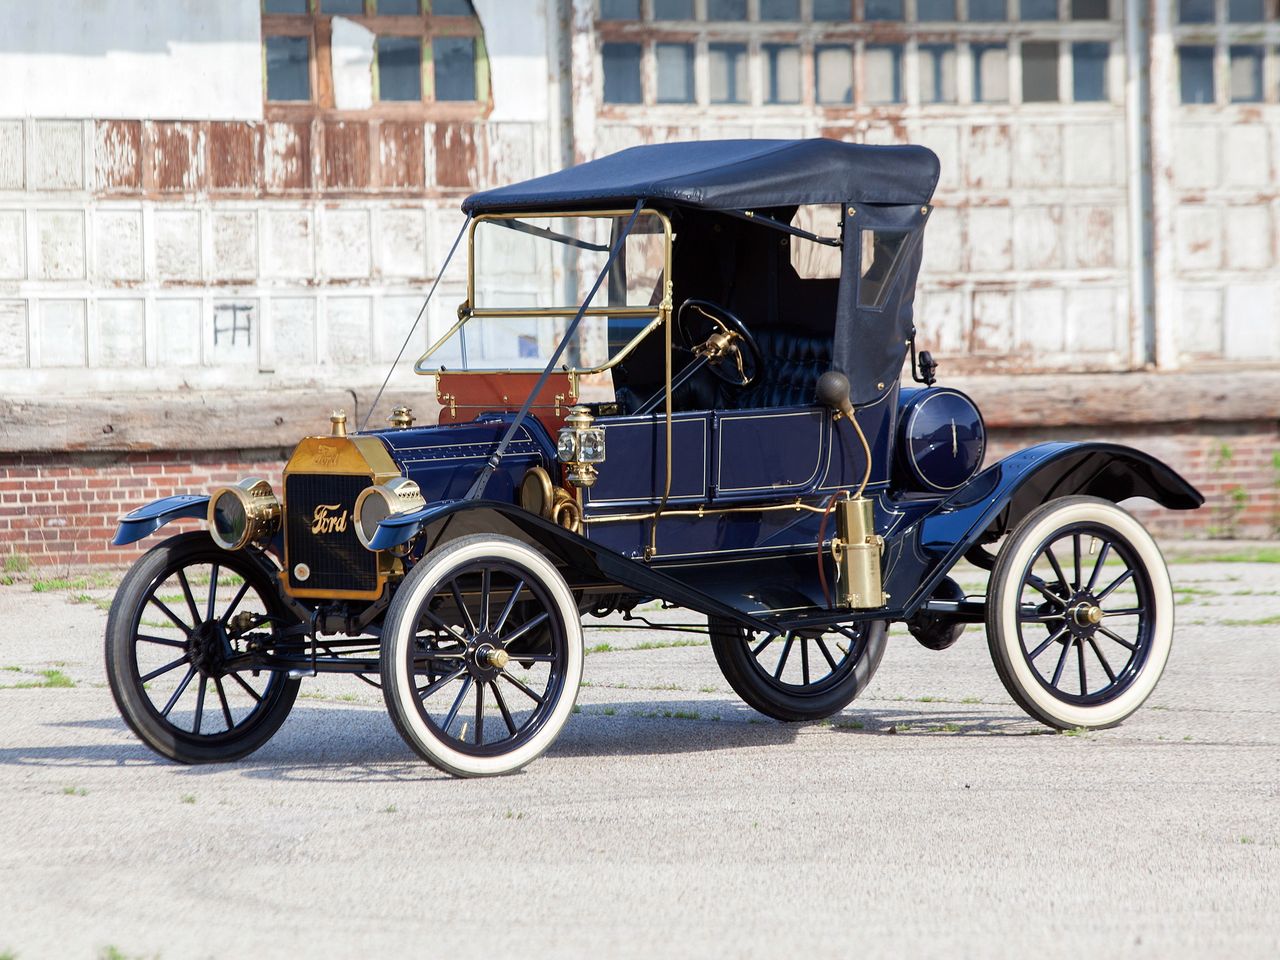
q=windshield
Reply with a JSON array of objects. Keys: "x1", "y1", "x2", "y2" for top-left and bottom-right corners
[{"x1": 417, "y1": 210, "x2": 671, "y2": 373}]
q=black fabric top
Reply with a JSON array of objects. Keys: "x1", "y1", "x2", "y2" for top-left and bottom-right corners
[{"x1": 462, "y1": 139, "x2": 940, "y2": 213}]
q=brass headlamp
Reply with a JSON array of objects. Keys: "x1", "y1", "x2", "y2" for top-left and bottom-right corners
[
  {"x1": 556, "y1": 405, "x2": 606, "y2": 488},
  {"x1": 353, "y1": 477, "x2": 427, "y2": 550},
  {"x1": 207, "y1": 478, "x2": 281, "y2": 552}
]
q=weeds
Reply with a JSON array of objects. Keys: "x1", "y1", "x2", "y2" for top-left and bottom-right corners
[
  {"x1": 7, "y1": 669, "x2": 75, "y2": 689},
  {"x1": 180, "y1": 794, "x2": 196, "y2": 805},
  {"x1": 62, "y1": 786, "x2": 88, "y2": 797},
  {"x1": 1060, "y1": 727, "x2": 1088, "y2": 737},
  {"x1": 3, "y1": 552, "x2": 29, "y2": 574},
  {"x1": 382, "y1": 805, "x2": 397, "y2": 814},
  {"x1": 1223, "y1": 614, "x2": 1280, "y2": 627}
]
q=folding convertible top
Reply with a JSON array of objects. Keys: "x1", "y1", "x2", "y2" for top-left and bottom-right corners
[{"x1": 461, "y1": 139, "x2": 941, "y2": 214}]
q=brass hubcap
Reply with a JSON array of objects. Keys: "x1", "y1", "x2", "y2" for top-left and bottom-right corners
[
  {"x1": 1073, "y1": 603, "x2": 1104, "y2": 627},
  {"x1": 485, "y1": 648, "x2": 510, "y2": 670}
]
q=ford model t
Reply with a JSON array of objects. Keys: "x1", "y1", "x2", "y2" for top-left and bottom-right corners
[{"x1": 107, "y1": 140, "x2": 1202, "y2": 777}]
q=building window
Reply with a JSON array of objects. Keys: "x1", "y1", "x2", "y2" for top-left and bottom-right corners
[
  {"x1": 1072, "y1": 42, "x2": 1109, "y2": 101},
  {"x1": 603, "y1": 42, "x2": 643, "y2": 103},
  {"x1": 919, "y1": 44, "x2": 957, "y2": 102},
  {"x1": 709, "y1": 43, "x2": 749, "y2": 103},
  {"x1": 261, "y1": 0, "x2": 487, "y2": 113},
  {"x1": 1228, "y1": 0, "x2": 1265, "y2": 20},
  {"x1": 866, "y1": 0, "x2": 905, "y2": 19},
  {"x1": 708, "y1": 0, "x2": 748, "y2": 18},
  {"x1": 866, "y1": 44, "x2": 904, "y2": 103},
  {"x1": 656, "y1": 43, "x2": 695, "y2": 102},
  {"x1": 813, "y1": 0, "x2": 853, "y2": 17},
  {"x1": 918, "y1": 0, "x2": 957, "y2": 19},
  {"x1": 654, "y1": 0, "x2": 694, "y2": 18},
  {"x1": 1071, "y1": 0, "x2": 1109, "y2": 18},
  {"x1": 968, "y1": 0, "x2": 1008, "y2": 21},
  {"x1": 1178, "y1": 45, "x2": 1215, "y2": 103},
  {"x1": 1022, "y1": 41, "x2": 1059, "y2": 101},
  {"x1": 1177, "y1": 0, "x2": 1214, "y2": 22},
  {"x1": 765, "y1": 43, "x2": 803, "y2": 103},
  {"x1": 816, "y1": 45, "x2": 854, "y2": 103},
  {"x1": 599, "y1": 0, "x2": 640, "y2": 18},
  {"x1": 1229, "y1": 45, "x2": 1264, "y2": 102},
  {"x1": 973, "y1": 43, "x2": 1010, "y2": 102},
  {"x1": 761, "y1": 0, "x2": 801, "y2": 18},
  {"x1": 1020, "y1": 0, "x2": 1057, "y2": 20}
]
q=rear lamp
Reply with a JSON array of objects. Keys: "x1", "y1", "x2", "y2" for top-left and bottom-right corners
[
  {"x1": 207, "y1": 478, "x2": 281, "y2": 552},
  {"x1": 354, "y1": 477, "x2": 427, "y2": 550},
  {"x1": 556, "y1": 405, "x2": 606, "y2": 488}
]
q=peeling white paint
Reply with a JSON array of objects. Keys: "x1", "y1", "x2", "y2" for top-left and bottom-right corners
[{"x1": 331, "y1": 17, "x2": 375, "y2": 112}]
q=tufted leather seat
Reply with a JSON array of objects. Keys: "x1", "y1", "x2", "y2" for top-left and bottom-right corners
[{"x1": 727, "y1": 328, "x2": 831, "y2": 409}]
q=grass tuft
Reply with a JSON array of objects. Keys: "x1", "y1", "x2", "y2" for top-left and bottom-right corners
[
  {"x1": 180, "y1": 794, "x2": 196, "y2": 805},
  {"x1": 1223, "y1": 614, "x2": 1280, "y2": 627},
  {"x1": 8, "y1": 669, "x2": 75, "y2": 689},
  {"x1": 62, "y1": 786, "x2": 88, "y2": 797},
  {"x1": 3, "y1": 552, "x2": 29, "y2": 574},
  {"x1": 1060, "y1": 726, "x2": 1088, "y2": 737}
]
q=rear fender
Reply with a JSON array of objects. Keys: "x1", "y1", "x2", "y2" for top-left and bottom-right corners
[
  {"x1": 894, "y1": 442, "x2": 1203, "y2": 616},
  {"x1": 112, "y1": 495, "x2": 210, "y2": 547},
  {"x1": 370, "y1": 499, "x2": 776, "y2": 632}
]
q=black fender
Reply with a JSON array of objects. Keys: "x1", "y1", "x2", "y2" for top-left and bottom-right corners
[
  {"x1": 112, "y1": 495, "x2": 210, "y2": 546},
  {"x1": 369, "y1": 498, "x2": 777, "y2": 633},
  {"x1": 891, "y1": 441, "x2": 1202, "y2": 617}
]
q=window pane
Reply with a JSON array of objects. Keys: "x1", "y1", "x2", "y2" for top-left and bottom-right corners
[
  {"x1": 602, "y1": 43, "x2": 642, "y2": 103},
  {"x1": 656, "y1": 43, "x2": 694, "y2": 102},
  {"x1": 765, "y1": 44, "x2": 802, "y2": 103},
  {"x1": 264, "y1": 0, "x2": 308, "y2": 12},
  {"x1": 968, "y1": 0, "x2": 1006, "y2": 19},
  {"x1": 653, "y1": 0, "x2": 693, "y2": 17},
  {"x1": 599, "y1": 0, "x2": 640, "y2": 17},
  {"x1": 707, "y1": 0, "x2": 748, "y2": 19},
  {"x1": 1228, "y1": 0, "x2": 1264, "y2": 20},
  {"x1": 859, "y1": 230, "x2": 909, "y2": 308},
  {"x1": 813, "y1": 0, "x2": 851, "y2": 16},
  {"x1": 1022, "y1": 41, "x2": 1059, "y2": 101},
  {"x1": 1071, "y1": 0, "x2": 1108, "y2": 17},
  {"x1": 760, "y1": 0, "x2": 800, "y2": 18},
  {"x1": 919, "y1": 43, "x2": 957, "y2": 102},
  {"x1": 1178, "y1": 0, "x2": 1213, "y2": 22},
  {"x1": 865, "y1": 45, "x2": 903, "y2": 103},
  {"x1": 266, "y1": 35, "x2": 311, "y2": 102},
  {"x1": 378, "y1": 0, "x2": 420, "y2": 12},
  {"x1": 918, "y1": 0, "x2": 957, "y2": 19},
  {"x1": 1020, "y1": 0, "x2": 1057, "y2": 19},
  {"x1": 1230, "y1": 45, "x2": 1264, "y2": 102},
  {"x1": 379, "y1": 36, "x2": 421, "y2": 100},
  {"x1": 816, "y1": 45, "x2": 853, "y2": 103},
  {"x1": 865, "y1": 0, "x2": 904, "y2": 19},
  {"x1": 1178, "y1": 45, "x2": 1214, "y2": 103},
  {"x1": 434, "y1": 36, "x2": 476, "y2": 100},
  {"x1": 972, "y1": 44, "x2": 1009, "y2": 102},
  {"x1": 432, "y1": 0, "x2": 476, "y2": 13},
  {"x1": 321, "y1": 0, "x2": 365, "y2": 13},
  {"x1": 709, "y1": 43, "x2": 748, "y2": 103},
  {"x1": 1071, "y1": 42, "x2": 1108, "y2": 101}
]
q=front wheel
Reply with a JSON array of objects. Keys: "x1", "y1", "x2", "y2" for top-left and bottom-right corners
[
  {"x1": 985, "y1": 496, "x2": 1174, "y2": 730},
  {"x1": 709, "y1": 618, "x2": 888, "y2": 721},
  {"x1": 380, "y1": 535, "x2": 583, "y2": 777}
]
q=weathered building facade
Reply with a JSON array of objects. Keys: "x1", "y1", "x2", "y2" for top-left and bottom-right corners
[{"x1": 1, "y1": 0, "x2": 1276, "y2": 567}]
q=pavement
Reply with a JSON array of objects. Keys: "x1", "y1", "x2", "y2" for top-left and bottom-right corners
[{"x1": 0, "y1": 548, "x2": 1277, "y2": 960}]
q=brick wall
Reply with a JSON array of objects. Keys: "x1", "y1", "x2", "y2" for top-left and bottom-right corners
[{"x1": 2, "y1": 419, "x2": 1275, "y2": 572}]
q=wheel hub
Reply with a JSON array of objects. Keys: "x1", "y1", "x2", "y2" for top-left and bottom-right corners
[
  {"x1": 465, "y1": 632, "x2": 505, "y2": 681},
  {"x1": 1065, "y1": 593, "x2": 1104, "y2": 639},
  {"x1": 187, "y1": 620, "x2": 228, "y2": 676}
]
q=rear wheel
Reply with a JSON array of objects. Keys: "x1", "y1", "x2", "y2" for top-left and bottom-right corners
[
  {"x1": 985, "y1": 496, "x2": 1173, "y2": 730},
  {"x1": 105, "y1": 532, "x2": 300, "y2": 763},
  {"x1": 709, "y1": 618, "x2": 888, "y2": 721}
]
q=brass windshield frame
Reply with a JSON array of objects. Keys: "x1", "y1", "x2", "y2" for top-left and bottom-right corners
[{"x1": 414, "y1": 208, "x2": 674, "y2": 376}]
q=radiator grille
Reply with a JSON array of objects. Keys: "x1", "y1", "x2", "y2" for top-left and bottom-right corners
[{"x1": 285, "y1": 474, "x2": 378, "y2": 593}]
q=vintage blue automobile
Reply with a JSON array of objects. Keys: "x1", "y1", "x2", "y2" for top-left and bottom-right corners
[{"x1": 106, "y1": 139, "x2": 1203, "y2": 776}]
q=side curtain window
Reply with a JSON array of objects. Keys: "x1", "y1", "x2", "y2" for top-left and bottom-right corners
[{"x1": 857, "y1": 228, "x2": 911, "y2": 309}]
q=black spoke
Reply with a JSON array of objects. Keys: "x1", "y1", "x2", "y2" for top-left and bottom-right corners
[
  {"x1": 1086, "y1": 637, "x2": 1116, "y2": 682},
  {"x1": 161, "y1": 665, "x2": 197, "y2": 717},
  {"x1": 1051, "y1": 636, "x2": 1073, "y2": 688},
  {"x1": 1025, "y1": 575, "x2": 1066, "y2": 608},
  {"x1": 420, "y1": 609, "x2": 468, "y2": 646},
  {"x1": 1104, "y1": 607, "x2": 1145, "y2": 617},
  {"x1": 493, "y1": 579, "x2": 525, "y2": 634},
  {"x1": 228, "y1": 671, "x2": 263, "y2": 702},
  {"x1": 815, "y1": 637, "x2": 839, "y2": 671},
  {"x1": 441, "y1": 676, "x2": 473, "y2": 734},
  {"x1": 1096, "y1": 568, "x2": 1134, "y2": 603},
  {"x1": 206, "y1": 564, "x2": 219, "y2": 624},
  {"x1": 215, "y1": 676, "x2": 234, "y2": 730},
  {"x1": 1099, "y1": 625, "x2": 1137, "y2": 651},
  {"x1": 773, "y1": 635, "x2": 795, "y2": 681},
  {"x1": 1027, "y1": 623, "x2": 1070, "y2": 660},
  {"x1": 137, "y1": 634, "x2": 187, "y2": 649},
  {"x1": 177, "y1": 569, "x2": 202, "y2": 626},
  {"x1": 751, "y1": 634, "x2": 775, "y2": 657},
  {"x1": 501, "y1": 610, "x2": 550, "y2": 648},
  {"x1": 475, "y1": 680, "x2": 485, "y2": 744},
  {"x1": 417, "y1": 665, "x2": 467, "y2": 700},
  {"x1": 479, "y1": 568, "x2": 491, "y2": 631},
  {"x1": 449, "y1": 581, "x2": 477, "y2": 636},
  {"x1": 219, "y1": 579, "x2": 253, "y2": 627},
  {"x1": 1019, "y1": 608, "x2": 1066, "y2": 623},
  {"x1": 193, "y1": 675, "x2": 208, "y2": 735},
  {"x1": 1085, "y1": 541, "x2": 1112, "y2": 594},
  {"x1": 1077, "y1": 633, "x2": 1088, "y2": 695},
  {"x1": 149, "y1": 597, "x2": 193, "y2": 636},
  {"x1": 1043, "y1": 545, "x2": 1071, "y2": 598},
  {"x1": 140, "y1": 656, "x2": 188, "y2": 683},
  {"x1": 510, "y1": 654, "x2": 556, "y2": 664},
  {"x1": 1072, "y1": 534, "x2": 1083, "y2": 593},
  {"x1": 502, "y1": 671, "x2": 544, "y2": 705},
  {"x1": 800, "y1": 639, "x2": 811, "y2": 686},
  {"x1": 491, "y1": 681, "x2": 517, "y2": 737}
]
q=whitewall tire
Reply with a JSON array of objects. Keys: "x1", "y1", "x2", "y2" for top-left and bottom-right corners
[
  {"x1": 985, "y1": 496, "x2": 1173, "y2": 730},
  {"x1": 381, "y1": 534, "x2": 583, "y2": 777}
]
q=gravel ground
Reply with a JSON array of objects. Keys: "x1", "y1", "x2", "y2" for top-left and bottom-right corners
[{"x1": 0, "y1": 549, "x2": 1277, "y2": 960}]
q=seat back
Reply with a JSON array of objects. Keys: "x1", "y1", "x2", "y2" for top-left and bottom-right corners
[{"x1": 729, "y1": 328, "x2": 831, "y2": 409}]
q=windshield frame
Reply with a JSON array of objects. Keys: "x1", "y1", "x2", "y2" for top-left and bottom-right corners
[{"x1": 414, "y1": 207, "x2": 674, "y2": 375}]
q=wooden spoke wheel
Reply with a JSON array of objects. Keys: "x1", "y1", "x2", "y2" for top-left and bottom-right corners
[{"x1": 986, "y1": 496, "x2": 1173, "y2": 730}]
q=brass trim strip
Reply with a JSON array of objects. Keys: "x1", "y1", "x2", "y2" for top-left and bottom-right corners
[{"x1": 588, "y1": 497, "x2": 833, "y2": 525}]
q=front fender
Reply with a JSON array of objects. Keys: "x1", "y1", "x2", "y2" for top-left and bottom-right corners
[
  {"x1": 892, "y1": 442, "x2": 1202, "y2": 616},
  {"x1": 112, "y1": 494, "x2": 210, "y2": 546}
]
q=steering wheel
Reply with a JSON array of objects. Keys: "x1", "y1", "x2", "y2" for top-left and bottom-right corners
[{"x1": 675, "y1": 299, "x2": 763, "y2": 388}]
